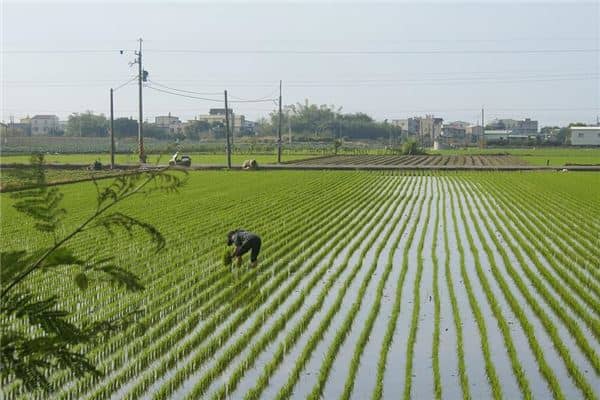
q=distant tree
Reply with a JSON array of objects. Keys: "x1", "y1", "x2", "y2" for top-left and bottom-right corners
[
  {"x1": 0, "y1": 154, "x2": 185, "y2": 392},
  {"x1": 66, "y1": 112, "x2": 108, "y2": 137},
  {"x1": 113, "y1": 118, "x2": 138, "y2": 138},
  {"x1": 143, "y1": 123, "x2": 169, "y2": 140},
  {"x1": 183, "y1": 120, "x2": 210, "y2": 140}
]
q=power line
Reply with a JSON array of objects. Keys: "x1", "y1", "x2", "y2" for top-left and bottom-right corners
[
  {"x1": 113, "y1": 76, "x2": 138, "y2": 91},
  {"x1": 142, "y1": 48, "x2": 599, "y2": 55},
  {"x1": 3, "y1": 48, "x2": 599, "y2": 55},
  {"x1": 144, "y1": 83, "x2": 277, "y2": 103},
  {"x1": 143, "y1": 84, "x2": 224, "y2": 102},
  {"x1": 146, "y1": 79, "x2": 223, "y2": 95}
]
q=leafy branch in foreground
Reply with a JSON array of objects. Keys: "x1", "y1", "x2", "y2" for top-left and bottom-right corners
[{"x1": 0, "y1": 154, "x2": 186, "y2": 392}]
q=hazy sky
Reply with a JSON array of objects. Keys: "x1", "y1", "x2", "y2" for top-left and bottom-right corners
[{"x1": 2, "y1": 1, "x2": 599, "y2": 127}]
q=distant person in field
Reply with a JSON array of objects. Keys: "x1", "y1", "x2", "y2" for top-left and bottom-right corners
[{"x1": 227, "y1": 229, "x2": 261, "y2": 267}]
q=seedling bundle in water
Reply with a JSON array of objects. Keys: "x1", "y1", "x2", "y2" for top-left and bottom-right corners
[{"x1": 223, "y1": 249, "x2": 233, "y2": 267}]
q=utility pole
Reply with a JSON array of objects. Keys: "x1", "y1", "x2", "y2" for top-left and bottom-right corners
[
  {"x1": 110, "y1": 88, "x2": 115, "y2": 169},
  {"x1": 136, "y1": 38, "x2": 146, "y2": 163},
  {"x1": 480, "y1": 106, "x2": 485, "y2": 149},
  {"x1": 288, "y1": 110, "x2": 292, "y2": 144},
  {"x1": 277, "y1": 80, "x2": 282, "y2": 164},
  {"x1": 224, "y1": 90, "x2": 232, "y2": 168}
]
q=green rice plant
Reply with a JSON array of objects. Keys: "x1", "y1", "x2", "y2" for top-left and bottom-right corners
[
  {"x1": 337, "y1": 180, "x2": 428, "y2": 400},
  {"x1": 223, "y1": 248, "x2": 233, "y2": 267},
  {"x1": 150, "y1": 175, "x2": 404, "y2": 400},
  {"x1": 276, "y1": 178, "x2": 424, "y2": 400},
  {"x1": 306, "y1": 179, "x2": 427, "y2": 400},
  {"x1": 403, "y1": 193, "x2": 434, "y2": 400},
  {"x1": 371, "y1": 178, "x2": 431, "y2": 400},
  {"x1": 447, "y1": 179, "x2": 502, "y2": 400},
  {"x1": 467, "y1": 176, "x2": 598, "y2": 400},
  {"x1": 449, "y1": 177, "x2": 532, "y2": 399},
  {"x1": 435, "y1": 179, "x2": 472, "y2": 400},
  {"x1": 45, "y1": 172, "x2": 376, "y2": 400},
  {"x1": 207, "y1": 179, "x2": 413, "y2": 400},
  {"x1": 491, "y1": 175, "x2": 600, "y2": 281},
  {"x1": 431, "y1": 187, "x2": 442, "y2": 400},
  {"x1": 240, "y1": 176, "x2": 417, "y2": 400},
  {"x1": 473, "y1": 178, "x2": 600, "y2": 371},
  {"x1": 496, "y1": 175, "x2": 600, "y2": 263},
  {"x1": 481, "y1": 175, "x2": 600, "y2": 303},
  {"x1": 456, "y1": 176, "x2": 565, "y2": 399}
]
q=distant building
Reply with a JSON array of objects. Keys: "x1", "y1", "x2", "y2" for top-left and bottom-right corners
[
  {"x1": 392, "y1": 118, "x2": 419, "y2": 135},
  {"x1": 571, "y1": 126, "x2": 600, "y2": 146},
  {"x1": 418, "y1": 115, "x2": 443, "y2": 147},
  {"x1": 155, "y1": 114, "x2": 181, "y2": 127},
  {"x1": 30, "y1": 115, "x2": 59, "y2": 135},
  {"x1": 512, "y1": 118, "x2": 538, "y2": 135},
  {"x1": 393, "y1": 115, "x2": 442, "y2": 146},
  {"x1": 484, "y1": 129, "x2": 535, "y2": 144},
  {"x1": 488, "y1": 118, "x2": 538, "y2": 134},
  {"x1": 155, "y1": 114, "x2": 183, "y2": 135},
  {"x1": 197, "y1": 108, "x2": 245, "y2": 134}
]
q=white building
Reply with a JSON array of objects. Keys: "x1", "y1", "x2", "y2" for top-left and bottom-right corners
[
  {"x1": 30, "y1": 115, "x2": 59, "y2": 135},
  {"x1": 155, "y1": 114, "x2": 183, "y2": 135},
  {"x1": 197, "y1": 108, "x2": 245, "y2": 134},
  {"x1": 155, "y1": 114, "x2": 181, "y2": 127},
  {"x1": 571, "y1": 126, "x2": 600, "y2": 146}
]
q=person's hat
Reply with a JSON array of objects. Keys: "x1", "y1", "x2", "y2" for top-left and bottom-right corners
[{"x1": 227, "y1": 231, "x2": 235, "y2": 246}]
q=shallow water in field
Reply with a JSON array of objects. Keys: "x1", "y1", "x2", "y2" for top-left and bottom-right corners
[
  {"x1": 289, "y1": 183, "x2": 408, "y2": 399},
  {"x1": 382, "y1": 179, "x2": 430, "y2": 398},
  {"x1": 322, "y1": 182, "x2": 417, "y2": 399},
  {"x1": 224, "y1": 181, "x2": 396, "y2": 399}
]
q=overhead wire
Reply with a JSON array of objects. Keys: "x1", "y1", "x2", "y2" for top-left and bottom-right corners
[
  {"x1": 144, "y1": 82, "x2": 278, "y2": 103},
  {"x1": 113, "y1": 76, "x2": 138, "y2": 91},
  {"x1": 146, "y1": 79, "x2": 223, "y2": 96}
]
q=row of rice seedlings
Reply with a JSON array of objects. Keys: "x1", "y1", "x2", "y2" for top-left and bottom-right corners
[
  {"x1": 467, "y1": 178, "x2": 598, "y2": 400},
  {"x1": 239, "y1": 176, "x2": 418, "y2": 400},
  {"x1": 438, "y1": 178, "x2": 471, "y2": 400},
  {"x1": 53, "y1": 175, "x2": 364, "y2": 400},
  {"x1": 179, "y1": 175, "x2": 409, "y2": 399},
  {"x1": 149, "y1": 175, "x2": 404, "y2": 400},
  {"x1": 449, "y1": 177, "x2": 533, "y2": 398},
  {"x1": 336, "y1": 179, "x2": 429, "y2": 400},
  {"x1": 402, "y1": 192, "x2": 434, "y2": 399},
  {"x1": 306, "y1": 178, "x2": 428, "y2": 400},
  {"x1": 203, "y1": 176, "x2": 413, "y2": 400},
  {"x1": 85, "y1": 176, "x2": 372, "y2": 396},
  {"x1": 370, "y1": 177, "x2": 432, "y2": 400},
  {"x1": 477, "y1": 176, "x2": 600, "y2": 348},
  {"x1": 56, "y1": 174, "x2": 370, "y2": 400},
  {"x1": 431, "y1": 188, "x2": 442, "y2": 400},
  {"x1": 447, "y1": 181, "x2": 502, "y2": 400},
  {"x1": 456, "y1": 176, "x2": 566, "y2": 399},
  {"x1": 45, "y1": 173, "x2": 352, "y2": 399},
  {"x1": 481, "y1": 178, "x2": 600, "y2": 317},
  {"x1": 114, "y1": 176, "x2": 379, "y2": 399},
  {"x1": 494, "y1": 175, "x2": 600, "y2": 277},
  {"x1": 275, "y1": 177, "x2": 424, "y2": 400},
  {"x1": 485, "y1": 175, "x2": 600, "y2": 293},
  {"x1": 498, "y1": 176, "x2": 600, "y2": 262},
  {"x1": 517, "y1": 174, "x2": 600, "y2": 230}
]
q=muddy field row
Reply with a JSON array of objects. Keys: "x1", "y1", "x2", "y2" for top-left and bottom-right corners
[{"x1": 291, "y1": 154, "x2": 528, "y2": 167}]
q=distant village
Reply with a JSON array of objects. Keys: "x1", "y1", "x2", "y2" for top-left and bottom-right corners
[{"x1": 2, "y1": 109, "x2": 599, "y2": 147}]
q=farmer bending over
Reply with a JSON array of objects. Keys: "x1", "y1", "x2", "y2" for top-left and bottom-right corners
[{"x1": 227, "y1": 229, "x2": 261, "y2": 267}]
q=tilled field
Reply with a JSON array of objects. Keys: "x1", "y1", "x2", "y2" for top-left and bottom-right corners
[
  {"x1": 290, "y1": 154, "x2": 528, "y2": 167},
  {"x1": 1, "y1": 171, "x2": 599, "y2": 400}
]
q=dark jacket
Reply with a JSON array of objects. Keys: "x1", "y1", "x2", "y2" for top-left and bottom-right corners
[{"x1": 228, "y1": 230, "x2": 258, "y2": 247}]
